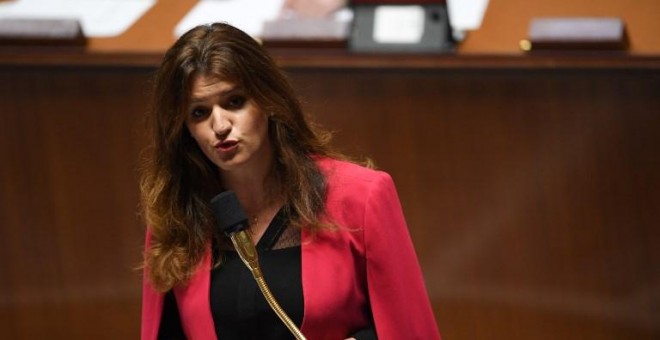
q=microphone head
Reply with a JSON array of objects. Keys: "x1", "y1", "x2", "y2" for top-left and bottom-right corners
[{"x1": 210, "y1": 191, "x2": 248, "y2": 235}]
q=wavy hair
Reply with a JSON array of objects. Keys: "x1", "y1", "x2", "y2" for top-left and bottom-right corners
[{"x1": 140, "y1": 23, "x2": 336, "y2": 291}]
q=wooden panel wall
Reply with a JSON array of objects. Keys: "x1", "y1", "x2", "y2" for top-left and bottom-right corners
[
  {"x1": 0, "y1": 66, "x2": 150, "y2": 339},
  {"x1": 1, "y1": 63, "x2": 657, "y2": 339},
  {"x1": 287, "y1": 66, "x2": 660, "y2": 339},
  {"x1": 2, "y1": 0, "x2": 660, "y2": 338}
]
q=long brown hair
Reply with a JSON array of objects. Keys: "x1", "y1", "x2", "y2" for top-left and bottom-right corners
[{"x1": 140, "y1": 23, "x2": 336, "y2": 291}]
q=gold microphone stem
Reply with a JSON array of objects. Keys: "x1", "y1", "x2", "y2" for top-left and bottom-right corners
[
  {"x1": 253, "y1": 271, "x2": 306, "y2": 340},
  {"x1": 230, "y1": 232, "x2": 306, "y2": 340}
]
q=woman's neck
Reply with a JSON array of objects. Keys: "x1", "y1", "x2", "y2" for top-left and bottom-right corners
[
  {"x1": 220, "y1": 140, "x2": 270, "y2": 195},
  {"x1": 221, "y1": 175, "x2": 282, "y2": 245},
  {"x1": 219, "y1": 151, "x2": 282, "y2": 239},
  {"x1": 221, "y1": 169, "x2": 271, "y2": 212}
]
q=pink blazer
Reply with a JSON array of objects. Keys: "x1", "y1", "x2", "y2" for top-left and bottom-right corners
[{"x1": 142, "y1": 158, "x2": 441, "y2": 340}]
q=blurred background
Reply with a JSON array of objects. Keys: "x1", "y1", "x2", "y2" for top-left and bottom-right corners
[{"x1": 1, "y1": 0, "x2": 658, "y2": 338}]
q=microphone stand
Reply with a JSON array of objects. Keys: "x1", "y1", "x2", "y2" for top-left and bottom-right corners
[{"x1": 212, "y1": 191, "x2": 306, "y2": 340}]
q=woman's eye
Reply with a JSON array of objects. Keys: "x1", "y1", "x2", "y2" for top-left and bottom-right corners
[
  {"x1": 191, "y1": 107, "x2": 210, "y2": 118},
  {"x1": 226, "y1": 95, "x2": 246, "y2": 109}
]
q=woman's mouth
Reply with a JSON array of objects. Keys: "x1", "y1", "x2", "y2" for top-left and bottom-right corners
[{"x1": 216, "y1": 140, "x2": 238, "y2": 152}]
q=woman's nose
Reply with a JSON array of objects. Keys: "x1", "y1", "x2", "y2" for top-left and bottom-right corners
[{"x1": 211, "y1": 106, "x2": 231, "y2": 137}]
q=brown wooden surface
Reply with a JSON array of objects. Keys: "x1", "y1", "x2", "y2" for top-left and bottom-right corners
[
  {"x1": 461, "y1": 0, "x2": 660, "y2": 55},
  {"x1": 86, "y1": 0, "x2": 660, "y2": 56},
  {"x1": 1, "y1": 0, "x2": 659, "y2": 339},
  {"x1": 289, "y1": 67, "x2": 660, "y2": 339},
  {"x1": 0, "y1": 66, "x2": 149, "y2": 338},
  {"x1": 2, "y1": 0, "x2": 660, "y2": 67},
  {"x1": 89, "y1": 0, "x2": 197, "y2": 53}
]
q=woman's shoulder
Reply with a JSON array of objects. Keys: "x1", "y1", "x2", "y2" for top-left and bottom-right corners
[
  {"x1": 315, "y1": 156, "x2": 393, "y2": 192},
  {"x1": 314, "y1": 157, "x2": 401, "y2": 231}
]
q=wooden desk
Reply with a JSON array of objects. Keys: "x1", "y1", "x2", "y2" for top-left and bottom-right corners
[
  {"x1": 3, "y1": 0, "x2": 660, "y2": 67},
  {"x1": 461, "y1": 0, "x2": 660, "y2": 55},
  {"x1": 1, "y1": 0, "x2": 658, "y2": 339}
]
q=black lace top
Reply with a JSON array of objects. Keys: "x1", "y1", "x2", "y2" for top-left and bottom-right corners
[{"x1": 157, "y1": 209, "x2": 376, "y2": 339}]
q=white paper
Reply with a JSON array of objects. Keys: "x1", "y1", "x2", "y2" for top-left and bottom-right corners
[
  {"x1": 174, "y1": 0, "x2": 285, "y2": 38},
  {"x1": 0, "y1": 0, "x2": 155, "y2": 38},
  {"x1": 446, "y1": 0, "x2": 489, "y2": 31},
  {"x1": 373, "y1": 5, "x2": 424, "y2": 44}
]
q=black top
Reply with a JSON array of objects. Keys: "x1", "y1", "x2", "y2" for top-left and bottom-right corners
[
  {"x1": 210, "y1": 208, "x2": 303, "y2": 339},
  {"x1": 157, "y1": 209, "x2": 376, "y2": 340}
]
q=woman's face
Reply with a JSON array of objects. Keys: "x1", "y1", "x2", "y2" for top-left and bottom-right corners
[{"x1": 185, "y1": 74, "x2": 272, "y2": 175}]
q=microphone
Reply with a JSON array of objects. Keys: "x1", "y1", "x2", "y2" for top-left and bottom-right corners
[{"x1": 210, "y1": 191, "x2": 306, "y2": 340}]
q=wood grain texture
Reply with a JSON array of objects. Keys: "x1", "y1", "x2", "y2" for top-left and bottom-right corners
[
  {"x1": 461, "y1": 0, "x2": 660, "y2": 54},
  {"x1": 1, "y1": 56, "x2": 658, "y2": 340},
  {"x1": 287, "y1": 67, "x2": 660, "y2": 339},
  {"x1": 0, "y1": 66, "x2": 151, "y2": 339},
  {"x1": 0, "y1": 0, "x2": 659, "y2": 338}
]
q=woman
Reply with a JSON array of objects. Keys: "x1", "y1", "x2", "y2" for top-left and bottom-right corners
[{"x1": 140, "y1": 23, "x2": 440, "y2": 340}]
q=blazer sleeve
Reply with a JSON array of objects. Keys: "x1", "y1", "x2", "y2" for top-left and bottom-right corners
[
  {"x1": 363, "y1": 172, "x2": 441, "y2": 340},
  {"x1": 141, "y1": 229, "x2": 165, "y2": 340}
]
